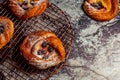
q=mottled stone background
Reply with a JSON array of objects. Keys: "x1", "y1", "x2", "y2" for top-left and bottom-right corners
[{"x1": 49, "y1": 0, "x2": 120, "y2": 80}]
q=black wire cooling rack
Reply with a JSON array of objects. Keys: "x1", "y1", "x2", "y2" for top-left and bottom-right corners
[{"x1": 0, "y1": 0, "x2": 74, "y2": 80}]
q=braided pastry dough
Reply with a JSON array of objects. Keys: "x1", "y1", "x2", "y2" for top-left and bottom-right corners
[
  {"x1": 83, "y1": 0, "x2": 118, "y2": 21},
  {"x1": 20, "y1": 31, "x2": 66, "y2": 69},
  {"x1": 0, "y1": 16, "x2": 14, "y2": 49},
  {"x1": 8, "y1": 0, "x2": 48, "y2": 19}
]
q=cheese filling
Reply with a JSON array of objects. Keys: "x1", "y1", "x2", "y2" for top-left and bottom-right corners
[{"x1": 32, "y1": 41, "x2": 59, "y2": 60}]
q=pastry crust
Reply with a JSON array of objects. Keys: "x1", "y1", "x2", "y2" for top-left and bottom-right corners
[
  {"x1": 83, "y1": 0, "x2": 118, "y2": 21},
  {"x1": 20, "y1": 31, "x2": 66, "y2": 69},
  {"x1": 0, "y1": 16, "x2": 14, "y2": 49},
  {"x1": 8, "y1": 0, "x2": 48, "y2": 19}
]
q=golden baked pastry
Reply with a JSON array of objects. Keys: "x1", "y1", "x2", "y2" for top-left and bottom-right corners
[
  {"x1": 0, "y1": 16, "x2": 14, "y2": 49},
  {"x1": 83, "y1": 0, "x2": 118, "y2": 21},
  {"x1": 20, "y1": 31, "x2": 66, "y2": 69},
  {"x1": 8, "y1": 0, "x2": 48, "y2": 19}
]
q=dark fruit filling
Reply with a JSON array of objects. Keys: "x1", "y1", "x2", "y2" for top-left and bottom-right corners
[
  {"x1": 18, "y1": 0, "x2": 38, "y2": 10},
  {"x1": 36, "y1": 41, "x2": 56, "y2": 60},
  {"x1": 41, "y1": 41, "x2": 48, "y2": 48},
  {"x1": 37, "y1": 50, "x2": 46, "y2": 55},
  {"x1": 48, "y1": 46, "x2": 54, "y2": 52},
  {"x1": 0, "y1": 23, "x2": 4, "y2": 34},
  {"x1": 91, "y1": 2, "x2": 104, "y2": 9}
]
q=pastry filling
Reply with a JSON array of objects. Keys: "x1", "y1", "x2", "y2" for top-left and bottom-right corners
[
  {"x1": 91, "y1": 2, "x2": 104, "y2": 9},
  {"x1": 0, "y1": 23, "x2": 4, "y2": 34},
  {"x1": 18, "y1": 0, "x2": 40, "y2": 10},
  {"x1": 33, "y1": 41, "x2": 58, "y2": 60}
]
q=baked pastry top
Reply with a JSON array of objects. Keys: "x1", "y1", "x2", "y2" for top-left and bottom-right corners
[
  {"x1": 20, "y1": 31, "x2": 66, "y2": 69},
  {"x1": 9, "y1": 0, "x2": 48, "y2": 19},
  {"x1": 83, "y1": 0, "x2": 118, "y2": 21},
  {"x1": 0, "y1": 16, "x2": 14, "y2": 49}
]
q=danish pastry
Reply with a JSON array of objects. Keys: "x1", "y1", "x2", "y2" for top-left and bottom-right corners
[
  {"x1": 0, "y1": 16, "x2": 14, "y2": 49},
  {"x1": 20, "y1": 31, "x2": 66, "y2": 69},
  {"x1": 8, "y1": 0, "x2": 48, "y2": 19},
  {"x1": 83, "y1": 0, "x2": 118, "y2": 21}
]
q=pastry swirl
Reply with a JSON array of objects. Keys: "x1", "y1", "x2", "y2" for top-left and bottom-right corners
[
  {"x1": 8, "y1": 0, "x2": 48, "y2": 19},
  {"x1": 83, "y1": 0, "x2": 118, "y2": 21},
  {"x1": 20, "y1": 31, "x2": 66, "y2": 69},
  {"x1": 0, "y1": 16, "x2": 14, "y2": 49}
]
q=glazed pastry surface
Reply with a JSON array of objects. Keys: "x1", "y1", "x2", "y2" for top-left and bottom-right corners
[
  {"x1": 20, "y1": 31, "x2": 66, "y2": 69},
  {"x1": 9, "y1": 0, "x2": 48, "y2": 19},
  {"x1": 0, "y1": 16, "x2": 14, "y2": 49},
  {"x1": 83, "y1": 0, "x2": 118, "y2": 21}
]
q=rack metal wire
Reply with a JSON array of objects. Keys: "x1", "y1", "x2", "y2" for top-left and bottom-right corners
[{"x1": 0, "y1": 0, "x2": 74, "y2": 80}]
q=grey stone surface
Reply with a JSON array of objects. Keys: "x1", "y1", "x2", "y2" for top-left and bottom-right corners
[
  {"x1": 49, "y1": 0, "x2": 120, "y2": 80},
  {"x1": 1, "y1": 0, "x2": 120, "y2": 80}
]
